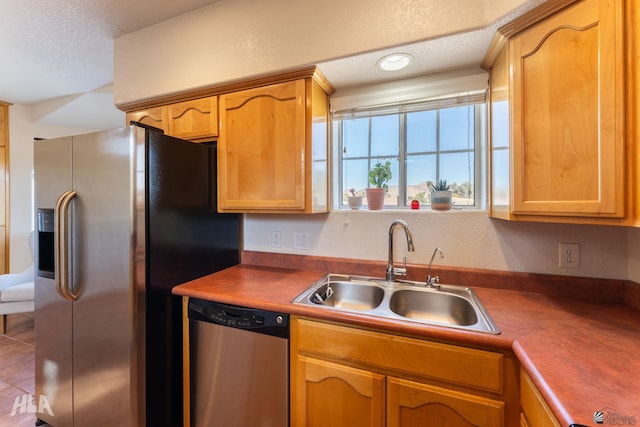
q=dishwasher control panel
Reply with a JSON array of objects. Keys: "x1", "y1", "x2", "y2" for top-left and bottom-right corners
[
  {"x1": 206, "y1": 305, "x2": 263, "y2": 327},
  {"x1": 188, "y1": 298, "x2": 289, "y2": 338}
]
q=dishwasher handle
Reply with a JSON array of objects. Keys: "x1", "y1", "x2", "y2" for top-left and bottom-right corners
[{"x1": 188, "y1": 298, "x2": 289, "y2": 339}]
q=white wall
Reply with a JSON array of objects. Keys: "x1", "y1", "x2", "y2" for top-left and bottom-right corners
[
  {"x1": 8, "y1": 109, "x2": 636, "y2": 282},
  {"x1": 113, "y1": 0, "x2": 535, "y2": 105},
  {"x1": 108, "y1": 0, "x2": 638, "y2": 284},
  {"x1": 7, "y1": 104, "x2": 116, "y2": 272},
  {"x1": 244, "y1": 210, "x2": 630, "y2": 280}
]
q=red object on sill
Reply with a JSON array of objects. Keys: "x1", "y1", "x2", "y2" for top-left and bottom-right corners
[{"x1": 411, "y1": 200, "x2": 420, "y2": 210}]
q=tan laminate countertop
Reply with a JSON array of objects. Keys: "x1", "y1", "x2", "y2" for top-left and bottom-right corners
[{"x1": 173, "y1": 264, "x2": 640, "y2": 427}]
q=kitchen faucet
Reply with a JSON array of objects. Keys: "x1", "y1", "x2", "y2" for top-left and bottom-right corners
[
  {"x1": 426, "y1": 247, "x2": 444, "y2": 288},
  {"x1": 386, "y1": 220, "x2": 415, "y2": 281}
]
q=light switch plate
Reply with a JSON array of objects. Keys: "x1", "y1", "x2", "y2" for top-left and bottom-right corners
[
  {"x1": 293, "y1": 232, "x2": 310, "y2": 250},
  {"x1": 271, "y1": 231, "x2": 281, "y2": 248}
]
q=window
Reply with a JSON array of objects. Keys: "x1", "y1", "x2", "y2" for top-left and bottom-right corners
[{"x1": 334, "y1": 95, "x2": 485, "y2": 209}]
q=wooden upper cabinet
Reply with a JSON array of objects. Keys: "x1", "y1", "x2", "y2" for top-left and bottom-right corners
[
  {"x1": 166, "y1": 97, "x2": 218, "y2": 141},
  {"x1": 485, "y1": 0, "x2": 635, "y2": 224},
  {"x1": 488, "y1": 44, "x2": 511, "y2": 220},
  {"x1": 218, "y1": 80, "x2": 305, "y2": 212},
  {"x1": 217, "y1": 77, "x2": 330, "y2": 213},
  {"x1": 126, "y1": 106, "x2": 167, "y2": 132},
  {"x1": 120, "y1": 66, "x2": 333, "y2": 214},
  {"x1": 126, "y1": 97, "x2": 218, "y2": 142},
  {"x1": 511, "y1": 0, "x2": 624, "y2": 218}
]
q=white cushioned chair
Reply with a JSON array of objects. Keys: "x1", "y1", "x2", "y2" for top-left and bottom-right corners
[{"x1": 0, "y1": 232, "x2": 34, "y2": 334}]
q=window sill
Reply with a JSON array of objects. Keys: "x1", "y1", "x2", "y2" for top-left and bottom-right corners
[{"x1": 335, "y1": 207, "x2": 484, "y2": 213}]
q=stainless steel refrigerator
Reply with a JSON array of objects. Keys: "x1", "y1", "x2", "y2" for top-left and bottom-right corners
[{"x1": 33, "y1": 123, "x2": 239, "y2": 427}]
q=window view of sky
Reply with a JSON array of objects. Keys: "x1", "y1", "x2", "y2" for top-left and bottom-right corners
[{"x1": 338, "y1": 105, "x2": 480, "y2": 207}]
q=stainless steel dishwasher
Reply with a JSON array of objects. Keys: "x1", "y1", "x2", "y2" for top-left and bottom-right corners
[{"x1": 188, "y1": 298, "x2": 289, "y2": 427}]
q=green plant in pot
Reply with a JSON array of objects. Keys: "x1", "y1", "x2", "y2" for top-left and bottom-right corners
[
  {"x1": 366, "y1": 161, "x2": 391, "y2": 210},
  {"x1": 429, "y1": 179, "x2": 452, "y2": 211}
]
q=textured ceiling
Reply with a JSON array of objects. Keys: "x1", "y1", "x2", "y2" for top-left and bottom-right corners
[
  {"x1": 0, "y1": 0, "x2": 544, "y2": 129},
  {"x1": 317, "y1": 0, "x2": 546, "y2": 90},
  {"x1": 0, "y1": 0, "x2": 224, "y2": 105}
]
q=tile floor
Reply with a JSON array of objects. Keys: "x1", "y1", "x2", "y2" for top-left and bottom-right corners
[{"x1": 0, "y1": 313, "x2": 39, "y2": 427}]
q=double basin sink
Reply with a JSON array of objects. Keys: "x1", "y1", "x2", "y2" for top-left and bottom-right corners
[{"x1": 292, "y1": 274, "x2": 500, "y2": 334}]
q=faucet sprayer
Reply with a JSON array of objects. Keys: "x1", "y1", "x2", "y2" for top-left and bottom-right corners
[
  {"x1": 385, "y1": 220, "x2": 415, "y2": 281},
  {"x1": 426, "y1": 248, "x2": 444, "y2": 288}
]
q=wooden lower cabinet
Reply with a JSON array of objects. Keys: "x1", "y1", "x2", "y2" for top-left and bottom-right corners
[
  {"x1": 294, "y1": 356, "x2": 385, "y2": 427},
  {"x1": 291, "y1": 316, "x2": 518, "y2": 427},
  {"x1": 387, "y1": 377, "x2": 504, "y2": 427},
  {"x1": 520, "y1": 369, "x2": 561, "y2": 427}
]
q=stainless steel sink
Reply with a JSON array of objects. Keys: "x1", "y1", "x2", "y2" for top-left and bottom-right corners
[
  {"x1": 292, "y1": 274, "x2": 500, "y2": 334},
  {"x1": 308, "y1": 280, "x2": 385, "y2": 311},
  {"x1": 389, "y1": 289, "x2": 478, "y2": 326}
]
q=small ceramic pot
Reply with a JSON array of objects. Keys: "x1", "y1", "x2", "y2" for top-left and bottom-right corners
[
  {"x1": 366, "y1": 188, "x2": 386, "y2": 210},
  {"x1": 347, "y1": 196, "x2": 363, "y2": 210},
  {"x1": 430, "y1": 190, "x2": 452, "y2": 211}
]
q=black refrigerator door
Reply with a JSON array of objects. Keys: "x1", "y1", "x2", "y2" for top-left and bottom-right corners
[
  {"x1": 145, "y1": 129, "x2": 240, "y2": 426},
  {"x1": 147, "y1": 133, "x2": 239, "y2": 288}
]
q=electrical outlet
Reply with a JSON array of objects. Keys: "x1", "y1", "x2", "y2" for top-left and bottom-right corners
[
  {"x1": 271, "y1": 231, "x2": 281, "y2": 248},
  {"x1": 293, "y1": 232, "x2": 310, "y2": 250},
  {"x1": 559, "y1": 243, "x2": 580, "y2": 269}
]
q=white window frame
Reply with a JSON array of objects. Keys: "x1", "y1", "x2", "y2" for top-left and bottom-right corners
[
  {"x1": 332, "y1": 86, "x2": 486, "y2": 209},
  {"x1": 330, "y1": 72, "x2": 488, "y2": 210}
]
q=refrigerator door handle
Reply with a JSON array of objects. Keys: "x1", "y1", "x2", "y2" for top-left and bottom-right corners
[
  {"x1": 54, "y1": 191, "x2": 69, "y2": 299},
  {"x1": 55, "y1": 190, "x2": 78, "y2": 301}
]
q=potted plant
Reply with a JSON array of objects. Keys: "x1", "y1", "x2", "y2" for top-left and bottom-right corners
[
  {"x1": 429, "y1": 179, "x2": 452, "y2": 210},
  {"x1": 347, "y1": 188, "x2": 363, "y2": 210},
  {"x1": 366, "y1": 161, "x2": 391, "y2": 210}
]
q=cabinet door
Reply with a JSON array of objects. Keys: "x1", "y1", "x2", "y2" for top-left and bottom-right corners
[
  {"x1": 126, "y1": 106, "x2": 167, "y2": 132},
  {"x1": 488, "y1": 44, "x2": 511, "y2": 220},
  {"x1": 510, "y1": 0, "x2": 624, "y2": 217},
  {"x1": 520, "y1": 370, "x2": 561, "y2": 427},
  {"x1": 630, "y1": 0, "x2": 640, "y2": 227},
  {"x1": 166, "y1": 97, "x2": 218, "y2": 141},
  {"x1": 387, "y1": 376, "x2": 504, "y2": 427},
  {"x1": 218, "y1": 80, "x2": 306, "y2": 211},
  {"x1": 0, "y1": 103, "x2": 7, "y2": 273},
  {"x1": 292, "y1": 356, "x2": 384, "y2": 427}
]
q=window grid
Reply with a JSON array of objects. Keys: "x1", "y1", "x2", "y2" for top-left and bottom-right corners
[{"x1": 337, "y1": 104, "x2": 483, "y2": 209}]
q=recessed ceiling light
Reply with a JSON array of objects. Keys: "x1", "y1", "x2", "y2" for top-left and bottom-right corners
[{"x1": 376, "y1": 53, "x2": 413, "y2": 71}]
